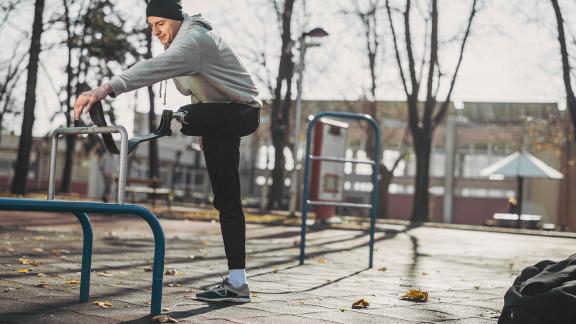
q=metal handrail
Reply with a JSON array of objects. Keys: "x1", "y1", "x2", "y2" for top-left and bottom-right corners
[
  {"x1": 0, "y1": 198, "x2": 166, "y2": 315},
  {"x1": 299, "y1": 112, "x2": 381, "y2": 268},
  {"x1": 48, "y1": 126, "x2": 128, "y2": 204}
]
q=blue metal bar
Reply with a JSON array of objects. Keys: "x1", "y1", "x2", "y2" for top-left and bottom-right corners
[
  {"x1": 299, "y1": 112, "x2": 381, "y2": 268},
  {"x1": 0, "y1": 198, "x2": 165, "y2": 315},
  {"x1": 73, "y1": 212, "x2": 93, "y2": 302}
]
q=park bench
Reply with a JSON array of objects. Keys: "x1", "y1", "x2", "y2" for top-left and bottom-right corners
[
  {"x1": 490, "y1": 212, "x2": 542, "y2": 229},
  {"x1": 123, "y1": 177, "x2": 173, "y2": 208}
]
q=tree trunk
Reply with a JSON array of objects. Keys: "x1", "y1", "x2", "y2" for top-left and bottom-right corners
[
  {"x1": 411, "y1": 132, "x2": 432, "y2": 223},
  {"x1": 266, "y1": 0, "x2": 296, "y2": 210},
  {"x1": 10, "y1": 0, "x2": 45, "y2": 195},
  {"x1": 550, "y1": 0, "x2": 576, "y2": 142},
  {"x1": 378, "y1": 165, "x2": 393, "y2": 218},
  {"x1": 60, "y1": 0, "x2": 74, "y2": 193},
  {"x1": 145, "y1": 23, "x2": 159, "y2": 180}
]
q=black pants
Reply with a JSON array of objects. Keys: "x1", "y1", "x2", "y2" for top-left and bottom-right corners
[{"x1": 179, "y1": 103, "x2": 260, "y2": 269}]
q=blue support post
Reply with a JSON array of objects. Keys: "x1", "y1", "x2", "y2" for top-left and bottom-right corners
[
  {"x1": 0, "y1": 199, "x2": 165, "y2": 315},
  {"x1": 299, "y1": 112, "x2": 381, "y2": 268},
  {"x1": 73, "y1": 212, "x2": 93, "y2": 302}
]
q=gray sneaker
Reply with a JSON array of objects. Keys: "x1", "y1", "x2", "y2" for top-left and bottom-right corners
[{"x1": 196, "y1": 277, "x2": 251, "y2": 303}]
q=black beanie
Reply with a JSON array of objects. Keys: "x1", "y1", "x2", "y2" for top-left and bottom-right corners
[{"x1": 146, "y1": 0, "x2": 184, "y2": 21}]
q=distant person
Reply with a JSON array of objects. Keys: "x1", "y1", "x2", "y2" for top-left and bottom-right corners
[
  {"x1": 507, "y1": 196, "x2": 519, "y2": 214},
  {"x1": 99, "y1": 152, "x2": 117, "y2": 203},
  {"x1": 72, "y1": 0, "x2": 260, "y2": 303}
]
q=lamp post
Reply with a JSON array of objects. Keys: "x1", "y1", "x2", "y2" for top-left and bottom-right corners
[{"x1": 289, "y1": 27, "x2": 329, "y2": 217}]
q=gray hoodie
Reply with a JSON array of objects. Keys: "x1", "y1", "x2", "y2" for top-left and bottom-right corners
[{"x1": 109, "y1": 14, "x2": 262, "y2": 109}]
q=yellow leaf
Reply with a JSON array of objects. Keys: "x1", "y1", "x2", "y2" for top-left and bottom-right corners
[
  {"x1": 400, "y1": 289, "x2": 428, "y2": 302},
  {"x1": 18, "y1": 258, "x2": 30, "y2": 265},
  {"x1": 318, "y1": 258, "x2": 328, "y2": 264},
  {"x1": 65, "y1": 279, "x2": 80, "y2": 285},
  {"x1": 251, "y1": 292, "x2": 258, "y2": 297},
  {"x1": 352, "y1": 298, "x2": 369, "y2": 309},
  {"x1": 17, "y1": 268, "x2": 31, "y2": 273},
  {"x1": 93, "y1": 300, "x2": 112, "y2": 308}
]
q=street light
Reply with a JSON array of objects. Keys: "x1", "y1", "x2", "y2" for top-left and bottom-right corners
[{"x1": 288, "y1": 27, "x2": 329, "y2": 217}]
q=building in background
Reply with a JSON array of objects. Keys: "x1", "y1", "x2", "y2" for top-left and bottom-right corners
[{"x1": 1, "y1": 100, "x2": 574, "y2": 230}]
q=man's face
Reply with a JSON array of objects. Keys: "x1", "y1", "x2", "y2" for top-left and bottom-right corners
[{"x1": 147, "y1": 16, "x2": 182, "y2": 45}]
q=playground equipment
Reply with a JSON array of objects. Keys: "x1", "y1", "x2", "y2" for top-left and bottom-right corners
[
  {"x1": 0, "y1": 102, "x2": 186, "y2": 315},
  {"x1": 299, "y1": 112, "x2": 381, "y2": 268}
]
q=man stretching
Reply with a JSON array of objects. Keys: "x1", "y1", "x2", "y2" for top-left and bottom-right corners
[{"x1": 73, "y1": 0, "x2": 260, "y2": 303}]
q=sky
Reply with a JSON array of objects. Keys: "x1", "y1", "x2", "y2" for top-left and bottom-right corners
[{"x1": 1, "y1": 0, "x2": 575, "y2": 136}]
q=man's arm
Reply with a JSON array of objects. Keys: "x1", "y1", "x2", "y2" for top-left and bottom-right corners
[{"x1": 73, "y1": 33, "x2": 203, "y2": 120}]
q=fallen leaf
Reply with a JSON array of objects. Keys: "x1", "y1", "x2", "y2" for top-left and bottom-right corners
[
  {"x1": 36, "y1": 273, "x2": 46, "y2": 277},
  {"x1": 17, "y1": 268, "x2": 32, "y2": 273},
  {"x1": 50, "y1": 249, "x2": 70, "y2": 255},
  {"x1": 161, "y1": 307, "x2": 171, "y2": 312},
  {"x1": 65, "y1": 279, "x2": 80, "y2": 285},
  {"x1": 318, "y1": 258, "x2": 328, "y2": 264},
  {"x1": 400, "y1": 289, "x2": 428, "y2": 302},
  {"x1": 474, "y1": 286, "x2": 480, "y2": 290},
  {"x1": 187, "y1": 255, "x2": 195, "y2": 259},
  {"x1": 144, "y1": 266, "x2": 153, "y2": 272},
  {"x1": 96, "y1": 272, "x2": 114, "y2": 277},
  {"x1": 339, "y1": 308, "x2": 346, "y2": 312},
  {"x1": 421, "y1": 272, "x2": 428, "y2": 276},
  {"x1": 34, "y1": 282, "x2": 49, "y2": 288},
  {"x1": 251, "y1": 292, "x2": 258, "y2": 297},
  {"x1": 152, "y1": 315, "x2": 178, "y2": 323},
  {"x1": 165, "y1": 269, "x2": 177, "y2": 276},
  {"x1": 378, "y1": 267, "x2": 388, "y2": 272},
  {"x1": 32, "y1": 236, "x2": 46, "y2": 241},
  {"x1": 352, "y1": 298, "x2": 369, "y2": 309},
  {"x1": 93, "y1": 300, "x2": 112, "y2": 308},
  {"x1": 32, "y1": 248, "x2": 44, "y2": 253},
  {"x1": 272, "y1": 266, "x2": 280, "y2": 273}
]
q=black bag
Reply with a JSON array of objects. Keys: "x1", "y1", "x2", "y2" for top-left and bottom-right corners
[{"x1": 498, "y1": 254, "x2": 576, "y2": 324}]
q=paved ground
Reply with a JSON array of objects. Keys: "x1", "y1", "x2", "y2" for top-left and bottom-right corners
[{"x1": 0, "y1": 209, "x2": 575, "y2": 323}]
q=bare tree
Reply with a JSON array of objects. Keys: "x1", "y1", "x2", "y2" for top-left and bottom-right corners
[
  {"x1": 11, "y1": 0, "x2": 45, "y2": 195},
  {"x1": 0, "y1": 42, "x2": 27, "y2": 145},
  {"x1": 550, "y1": 0, "x2": 576, "y2": 142},
  {"x1": 343, "y1": 0, "x2": 408, "y2": 218},
  {"x1": 267, "y1": 0, "x2": 297, "y2": 210},
  {"x1": 143, "y1": 0, "x2": 160, "y2": 182},
  {"x1": 386, "y1": 0, "x2": 479, "y2": 222},
  {"x1": 57, "y1": 0, "x2": 139, "y2": 193},
  {"x1": 0, "y1": 0, "x2": 22, "y2": 29}
]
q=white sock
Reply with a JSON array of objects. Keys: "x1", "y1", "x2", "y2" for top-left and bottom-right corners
[{"x1": 228, "y1": 269, "x2": 247, "y2": 287}]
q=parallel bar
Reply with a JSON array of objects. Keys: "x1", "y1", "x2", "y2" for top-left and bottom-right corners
[
  {"x1": 0, "y1": 198, "x2": 165, "y2": 315},
  {"x1": 300, "y1": 111, "x2": 381, "y2": 268},
  {"x1": 307, "y1": 200, "x2": 373, "y2": 209},
  {"x1": 309, "y1": 155, "x2": 374, "y2": 165},
  {"x1": 47, "y1": 126, "x2": 128, "y2": 204},
  {"x1": 73, "y1": 212, "x2": 93, "y2": 302}
]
